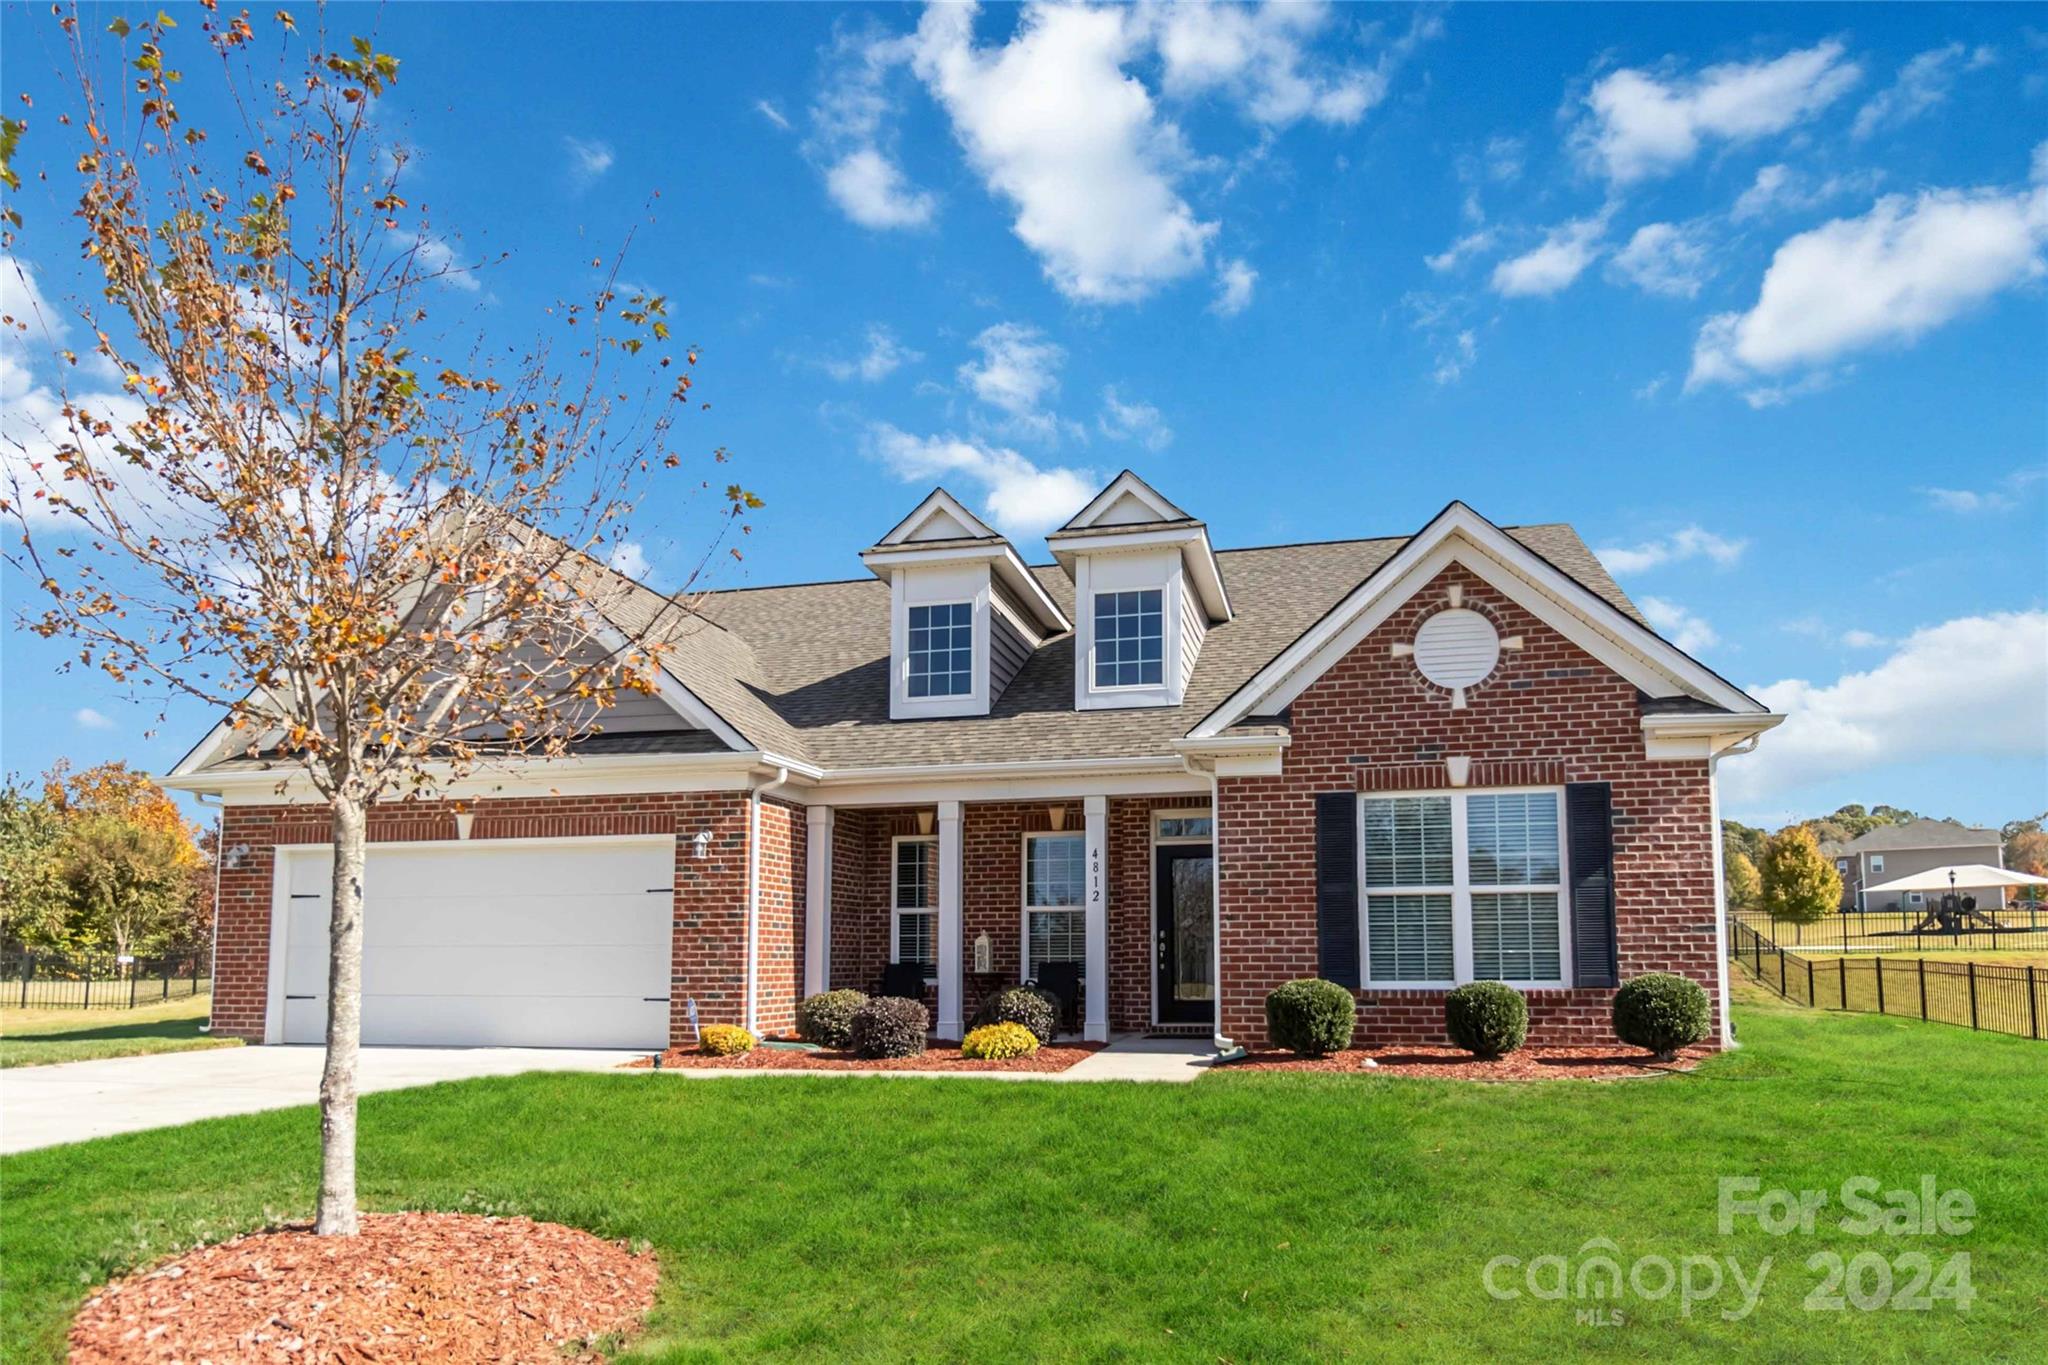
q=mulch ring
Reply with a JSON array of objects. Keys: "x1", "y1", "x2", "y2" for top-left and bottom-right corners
[
  {"x1": 69, "y1": 1212, "x2": 658, "y2": 1364},
  {"x1": 626, "y1": 1039, "x2": 1104, "y2": 1073},
  {"x1": 1225, "y1": 1043, "x2": 1709, "y2": 1081}
]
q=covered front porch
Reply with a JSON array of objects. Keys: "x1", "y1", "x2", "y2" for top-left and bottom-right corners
[{"x1": 801, "y1": 796, "x2": 1215, "y2": 1041}]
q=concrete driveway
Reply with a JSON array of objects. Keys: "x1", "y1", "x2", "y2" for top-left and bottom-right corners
[{"x1": 0, "y1": 1045, "x2": 635, "y2": 1155}]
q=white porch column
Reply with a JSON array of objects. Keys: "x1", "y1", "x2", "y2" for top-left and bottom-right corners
[
  {"x1": 804, "y1": 806, "x2": 833, "y2": 998},
  {"x1": 936, "y1": 800, "x2": 964, "y2": 1039},
  {"x1": 1083, "y1": 795, "x2": 1109, "y2": 1042}
]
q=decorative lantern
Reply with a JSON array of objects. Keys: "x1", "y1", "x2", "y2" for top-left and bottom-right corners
[{"x1": 973, "y1": 932, "x2": 993, "y2": 974}]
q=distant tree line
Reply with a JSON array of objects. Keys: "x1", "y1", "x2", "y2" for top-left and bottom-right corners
[
  {"x1": 1720, "y1": 803, "x2": 2048, "y2": 924},
  {"x1": 0, "y1": 761, "x2": 211, "y2": 958}
]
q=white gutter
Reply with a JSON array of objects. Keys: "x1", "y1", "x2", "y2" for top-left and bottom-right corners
[
  {"x1": 814, "y1": 753, "x2": 1189, "y2": 785},
  {"x1": 196, "y1": 794, "x2": 224, "y2": 1033},
  {"x1": 745, "y1": 765, "x2": 792, "y2": 1035},
  {"x1": 1706, "y1": 729, "x2": 1761, "y2": 1050}
]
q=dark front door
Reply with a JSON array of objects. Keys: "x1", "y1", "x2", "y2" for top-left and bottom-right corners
[{"x1": 1155, "y1": 845, "x2": 1215, "y2": 1025}]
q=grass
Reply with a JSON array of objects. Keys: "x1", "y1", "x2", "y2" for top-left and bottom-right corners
[
  {"x1": 0, "y1": 995, "x2": 238, "y2": 1069},
  {"x1": 3, "y1": 986, "x2": 2042, "y2": 1362}
]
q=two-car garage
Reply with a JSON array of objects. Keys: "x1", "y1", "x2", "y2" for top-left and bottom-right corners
[{"x1": 270, "y1": 838, "x2": 674, "y2": 1050}]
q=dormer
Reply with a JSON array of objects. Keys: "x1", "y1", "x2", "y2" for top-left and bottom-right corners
[
  {"x1": 1046, "y1": 471, "x2": 1232, "y2": 711},
  {"x1": 861, "y1": 488, "x2": 1072, "y2": 720}
]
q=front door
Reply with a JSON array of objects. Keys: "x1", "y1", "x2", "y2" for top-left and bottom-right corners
[{"x1": 1155, "y1": 845, "x2": 1215, "y2": 1025}]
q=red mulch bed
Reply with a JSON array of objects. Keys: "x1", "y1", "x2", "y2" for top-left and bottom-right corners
[
  {"x1": 1226, "y1": 1042, "x2": 1709, "y2": 1080},
  {"x1": 626, "y1": 1040, "x2": 1103, "y2": 1073},
  {"x1": 69, "y1": 1212, "x2": 658, "y2": 1364}
]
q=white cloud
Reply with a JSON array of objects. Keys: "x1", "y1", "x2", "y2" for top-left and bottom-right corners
[
  {"x1": 1729, "y1": 163, "x2": 1884, "y2": 222},
  {"x1": 1720, "y1": 611, "x2": 2048, "y2": 804},
  {"x1": 1424, "y1": 227, "x2": 1498, "y2": 274},
  {"x1": 563, "y1": 136, "x2": 616, "y2": 189},
  {"x1": 1918, "y1": 469, "x2": 2043, "y2": 514},
  {"x1": 607, "y1": 541, "x2": 651, "y2": 581},
  {"x1": 1491, "y1": 212, "x2": 1610, "y2": 297},
  {"x1": 1143, "y1": 0, "x2": 1438, "y2": 128},
  {"x1": 1431, "y1": 329, "x2": 1478, "y2": 386},
  {"x1": 958, "y1": 322, "x2": 1065, "y2": 434},
  {"x1": 73, "y1": 707, "x2": 115, "y2": 732},
  {"x1": 825, "y1": 147, "x2": 938, "y2": 229},
  {"x1": 387, "y1": 227, "x2": 483, "y2": 292},
  {"x1": 1210, "y1": 257, "x2": 1257, "y2": 315},
  {"x1": 1097, "y1": 385, "x2": 1173, "y2": 451},
  {"x1": 1639, "y1": 596, "x2": 1719, "y2": 653},
  {"x1": 1852, "y1": 43, "x2": 1995, "y2": 140},
  {"x1": 866, "y1": 422, "x2": 1094, "y2": 537},
  {"x1": 1691, "y1": 152, "x2": 2048, "y2": 395},
  {"x1": 1574, "y1": 41, "x2": 1861, "y2": 185},
  {"x1": 1594, "y1": 525, "x2": 1748, "y2": 575},
  {"x1": 1838, "y1": 629, "x2": 1889, "y2": 649},
  {"x1": 823, "y1": 325, "x2": 922, "y2": 383},
  {"x1": 910, "y1": 2, "x2": 1215, "y2": 303},
  {"x1": 755, "y1": 99, "x2": 793, "y2": 132},
  {"x1": 1608, "y1": 221, "x2": 1711, "y2": 298}
]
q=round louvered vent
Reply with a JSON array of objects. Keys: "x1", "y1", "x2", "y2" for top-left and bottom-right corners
[{"x1": 1412, "y1": 608, "x2": 1501, "y2": 689}]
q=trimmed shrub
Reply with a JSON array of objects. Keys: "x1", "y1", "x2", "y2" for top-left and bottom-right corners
[
  {"x1": 699, "y1": 1024, "x2": 756, "y2": 1057},
  {"x1": 1264, "y1": 978, "x2": 1356, "y2": 1057},
  {"x1": 972, "y1": 985, "x2": 1059, "y2": 1045},
  {"x1": 850, "y1": 995, "x2": 929, "y2": 1059},
  {"x1": 1612, "y1": 972, "x2": 1711, "y2": 1060},
  {"x1": 1443, "y1": 982, "x2": 1528, "y2": 1058},
  {"x1": 961, "y1": 1021, "x2": 1040, "y2": 1061},
  {"x1": 795, "y1": 989, "x2": 867, "y2": 1048}
]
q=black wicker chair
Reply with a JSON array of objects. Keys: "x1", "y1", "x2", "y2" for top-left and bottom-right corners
[
  {"x1": 877, "y1": 960, "x2": 929, "y2": 1001},
  {"x1": 1032, "y1": 960, "x2": 1083, "y2": 1035}
]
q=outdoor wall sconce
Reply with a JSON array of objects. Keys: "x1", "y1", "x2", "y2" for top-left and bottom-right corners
[
  {"x1": 691, "y1": 830, "x2": 714, "y2": 859},
  {"x1": 223, "y1": 843, "x2": 250, "y2": 870}
]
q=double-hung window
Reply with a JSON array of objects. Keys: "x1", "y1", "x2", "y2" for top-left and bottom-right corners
[
  {"x1": 907, "y1": 602, "x2": 973, "y2": 698},
  {"x1": 1024, "y1": 833, "x2": 1085, "y2": 975},
  {"x1": 892, "y1": 837, "x2": 936, "y2": 974},
  {"x1": 1093, "y1": 589, "x2": 1163, "y2": 688},
  {"x1": 1360, "y1": 790, "x2": 1568, "y2": 989}
]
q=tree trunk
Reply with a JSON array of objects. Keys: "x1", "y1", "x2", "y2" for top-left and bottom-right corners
[{"x1": 316, "y1": 788, "x2": 368, "y2": 1236}]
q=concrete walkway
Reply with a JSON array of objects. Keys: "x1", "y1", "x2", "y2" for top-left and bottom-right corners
[{"x1": 0, "y1": 1045, "x2": 633, "y2": 1155}]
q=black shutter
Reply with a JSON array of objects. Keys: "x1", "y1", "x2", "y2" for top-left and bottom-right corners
[
  {"x1": 1315, "y1": 792, "x2": 1361, "y2": 988},
  {"x1": 1567, "y1": 782, "x2": 1618, "y2": 988}
]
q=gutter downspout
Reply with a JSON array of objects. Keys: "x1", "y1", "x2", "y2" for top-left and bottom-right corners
[
  {"x1": 745, "y1": 765, "x2": 792, "y2": 1036},
  {"x1": 196, "y1": 794, "x2": 224, "y2": 1034},
  {"x1": 1707, "y1": 733, "x2": 1760, "y2": 1051}
]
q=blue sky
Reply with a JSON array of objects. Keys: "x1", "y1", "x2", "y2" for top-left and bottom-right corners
[{"x1": 3, "y1": 2, "x2": 2044, "y2": 829}]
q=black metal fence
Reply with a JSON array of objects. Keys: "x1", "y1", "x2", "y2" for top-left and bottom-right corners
[
  {"x1": 1733, "y1": 905, "x2": 2048, "y2": 956},
  {"x1": 2, "y1": 947, "x2": 211, "y2": 1011},
  {"x1": 1728, "y1": 917, "x2": 2044, "y2": 1041}
]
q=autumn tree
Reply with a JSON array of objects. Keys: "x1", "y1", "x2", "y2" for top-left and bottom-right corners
[
  {"x1": 2005, "y1": 819, "x2": 2048, "y2": 905},
  {"x1": 3, "y1": 10, "x2": 751, "y2": 1234},
  {"x1": 57, "y1": 812, "x2": 191, "y2": 957},
  {"x1": 1758, "y1": 826, "x2": 1843, "y2": 926},
  {"x1": 0, "y1": 777, "x2": 69, "y2": 946},
  {"x1": 1724, "y1": 849, "x2": 1761, "y2": 913}
]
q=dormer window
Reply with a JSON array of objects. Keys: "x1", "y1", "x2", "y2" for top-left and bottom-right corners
[
  {"x1": 1048, "y1": 471, "x2": 1233, "y2": 712},
  {"x1": 1094, "y1": 589, "x2": 1164, "y2": 689},
  {"x1": 908, "y1": 602, "x2": 974, "y2": 698}
]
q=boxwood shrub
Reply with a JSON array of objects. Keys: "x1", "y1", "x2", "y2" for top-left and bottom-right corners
[
  {"x1": 1264, "y1": 978, "x2": 1356, "y2": 1056},
  {"x1": 960, "y1": 1021, "x2": 1040, "y2": 1060},
  {"x1": 699, "y1": 1024, "x2": 756, "y2": 1056},
  {"x1": 850, "y1": 995, "x2": 929, "y2": 1059},
  {"x1": 971, "y1": 985, "x2": 1059, "y2": 1045},
  {"x1": 1612, "y1": 972, "x2": 1711, "y2": 1060},
  {"x1": 1443, "y1": 982, "x2": 1528, "y2": 1058},
  {"x1": 795, "y1": 989, "x2": 867, "y2": 1048}
]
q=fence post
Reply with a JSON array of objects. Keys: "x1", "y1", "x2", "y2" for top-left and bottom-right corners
[
  {"x1": 1806, "y1": 957, "x2": 1815, "y2": 1006},
  {"x1": 1919, "y1": 958, "x2": 1928, "y2": 1021},
  {"x1": 1778, "y1": 948, "x2": 1788, "y2": 996},
  {"x1": 1838, "y1": 956, "x2": 1847, "y2": 1011},
  {"x1": 162, "y1": 958, "x2": 171, "y2": 1001},
  {"x1": 129, "y1": 965, "x2": 139, "y2": 1009},
  {"x1": 18, "y1": 954, "x2": 30, "y2": 1009},
  {"x1": 1875, "y1": 957, "x2": 1885, "y2": 1015},
  {"x1": 82, "y1": 969, "x2": 91, "y2": 1010},
  {"x1": 2029, "y1": 966, "x2": 2040, "y2": 1041},
  {"x1": 1967, "y1": 962, "x2": 1979, "y2": 1031}
]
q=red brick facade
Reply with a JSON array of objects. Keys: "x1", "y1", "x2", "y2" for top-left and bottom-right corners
[
  {"x1": 1215, "y1": 563, "x2": 1721, "y2": 1048},
  {"x1": 204, "y1": 564, "x2": 1719, "y2": 1053}
]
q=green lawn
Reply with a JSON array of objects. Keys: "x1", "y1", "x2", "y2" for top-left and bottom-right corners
[
  {"x1": 2, "y1": 988, "x2": 2041, "y2": 1362},
  {"x1": 0, "y1": 995, "x2": 238, "y2": 1069}
]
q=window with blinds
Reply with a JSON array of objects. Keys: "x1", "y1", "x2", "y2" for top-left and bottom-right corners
[
  {"x1": 1360, "y1": 790, "x2": 1567, "y2": 987},
  {"x1": 893, "y1": 838, "x2": 936, "y2": 971},
  {"x1": 1025, "y1": 834, "x2": 1085, "y2": 973}
]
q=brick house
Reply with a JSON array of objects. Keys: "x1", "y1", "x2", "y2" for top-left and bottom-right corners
[{"x1": 167, "y1": 475, "x2": 1782, "y2": 1052}]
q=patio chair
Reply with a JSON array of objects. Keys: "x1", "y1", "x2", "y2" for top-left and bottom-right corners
[
  {"x1": 1033, "y1": 960, "x2": 1083, "y2": 1035},
  {"x1": 877, "y1": 960, "x2": 928, "y2": 1002}
]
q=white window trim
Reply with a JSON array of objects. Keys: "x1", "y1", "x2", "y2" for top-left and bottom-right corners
[
  {"x1": 904, "y1": 598, "x2": 977, "y2": 701},
  {"x1": 1073, "y1": 554, "x2": 1187, "y2": 711},
  {"x1": 1152, "y1": 807, "x2": 1214, "y2": 845},
  {"x1": 1089, "y1": 586, "x2": 1168, "y2": 693},
  {"x1": 1356, "y1": 786, "x2": 1573, "y2": 991},
  {"x1": 890, "y1": 834, "x2": 938, "y2": 984},
  {"x1": 1869, "y1": 854, "x2": 1885, "y2": 874},
  {"x1": 1019, "y1": 830, "x2": 1086, "y2": 980}
]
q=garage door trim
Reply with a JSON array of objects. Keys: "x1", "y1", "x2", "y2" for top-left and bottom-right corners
[{"x1": 263, "y1": 834, "x2": 677, "y2": 1046}]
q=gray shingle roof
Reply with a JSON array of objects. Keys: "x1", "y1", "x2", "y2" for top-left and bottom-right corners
[
  {"x1": 619, "y1": 523, "x2": 1646, "y2": 770},
  {"x1": 1841, "y1": 819, "x2": 2002, "y2": 853}
]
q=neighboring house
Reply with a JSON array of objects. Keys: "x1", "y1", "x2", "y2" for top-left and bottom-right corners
[
  {"x1": 1822, "y1": 820, "x2": 2008, "y2": 913},
  {"x1": 165, "y1": 476, "x2": 1782, "y2": 1052}
]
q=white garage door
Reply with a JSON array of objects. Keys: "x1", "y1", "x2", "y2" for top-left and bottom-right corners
[{"x1": 277, "y1": 839, "x2": 673, "y2": 1049}]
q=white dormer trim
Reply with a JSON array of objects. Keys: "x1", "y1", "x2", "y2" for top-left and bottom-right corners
[
  {"x1": 1186, "y1": 501, "x2": 1771, "y2": 740},
  {"x1": 887, "y1": 568, "x2": 992, "y2": 720},
  {"x1": 875, "y1": 487, "x2": 1000, "y2": 546},
  {"x1": 1059, "y1": 469, "x2": 1190, "y2": 530},
  {"x1": 1072, "y1": 546, "x2": 1188, "y2": 711}
]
